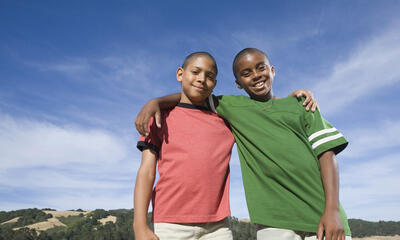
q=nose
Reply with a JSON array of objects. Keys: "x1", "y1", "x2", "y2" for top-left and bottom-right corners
[
  {"x1": 252, "y1": 70, "x2": 262, "y2": 81},
  {"x1": 197, "y1": 72, "x2": 206, "y2": 83}
]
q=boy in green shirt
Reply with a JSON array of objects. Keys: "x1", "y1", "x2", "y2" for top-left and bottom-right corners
[{"x1": 135, "y1": 48, "x2": 349, "y2": 240}]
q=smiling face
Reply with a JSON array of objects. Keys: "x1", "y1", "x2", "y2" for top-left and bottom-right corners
[
  {"x1": 177, "y1": 55, "x2": 217, "y2": 106},
  {"x1": 234, "y1": 51, "x2": 275, "y2": 101}
]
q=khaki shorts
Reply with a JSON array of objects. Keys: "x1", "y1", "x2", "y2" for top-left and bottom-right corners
[
  {"x1": 256, "y1": 227, "x2": 352, "y2": 240},
  {"x1": 154, "y1": 218, "x2": 232, "y2": 240}
]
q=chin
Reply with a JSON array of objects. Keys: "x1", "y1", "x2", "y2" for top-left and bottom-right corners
[{"x1": 188, "y1": 95, "x2": 206, "y2": 104}]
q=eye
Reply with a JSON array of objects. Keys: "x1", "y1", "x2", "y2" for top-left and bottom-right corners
[
  {"x1": 241, "y1": 71, "x2": 251, "y2": 77},
  {"x1": 207, "y1": 73, "x2": 215, "y2": 79},
  {"x1": 258, "y1": 65, "x2": 266, "y2": 71},
  {"x1": 191, "y1": 70, "x2": 199, "y2": 74}
]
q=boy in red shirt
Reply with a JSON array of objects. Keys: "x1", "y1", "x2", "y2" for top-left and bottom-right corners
[{"x1": 133, "y1": 52, "x2": 235, "y2": 240}]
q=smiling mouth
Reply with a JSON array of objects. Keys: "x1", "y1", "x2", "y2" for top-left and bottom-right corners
[
  {"x1": 192, "y1": 85, "x2": 206, "y2": 91},
  {"x1": 254, "y1": 81, "x2": 264, "y2": 87},
  {"x1": 252, "y1": 81, "x2": 266, "y2": 90}
]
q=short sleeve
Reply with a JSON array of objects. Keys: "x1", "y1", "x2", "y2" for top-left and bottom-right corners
[
  {"x1": 136, "y1": 117, "x2": 162, "y2": 155},
  {"x1": 303, "y1": 105, "x2": 348, "y2": 157},
  {"x1": 206, "y1": 94, "x2": 240, "y2": 119}
]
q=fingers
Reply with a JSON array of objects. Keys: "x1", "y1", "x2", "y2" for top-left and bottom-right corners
[
  {"x1": 303, "y1": 96, "x2": 312, "y2": 111},
  {"x1": 135, "y1": 112, "x2": 149, "y2": 137},
  {"x1": 155, "y1": 111, "x2": 161, "y2": 128},
  {"x1": 317, "y1": 223, "x2": 324, "y2": 240},
  {"x1": 311, "y1": 102, "x2": 319, "y2": 112},
  {"x1": 142, "y1": 115, "x2": 150, "y2": 137},
  {"x1": 335, "y1": 229, "x2": 345, "y2": 240},
  {"x1": 325, "y1": 228, "x2": 345, "y2": 240},
  {"x1": 340, "y1": 231, "x2": 346, "y2": 240},
  {"x1": 329, "y1": 229, "x2": 336, "y2": 240},
  {"x1": 135, "y1": 116, "x2": 146, "y2": 137}
]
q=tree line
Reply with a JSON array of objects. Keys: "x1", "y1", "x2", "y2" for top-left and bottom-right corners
[{"x1": 1, "y1": 209, "x2": 399, "y2": 240}]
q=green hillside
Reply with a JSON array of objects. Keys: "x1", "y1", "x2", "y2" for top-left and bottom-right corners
[{"x1": 0, "y1": 208, "x2": 399, "y2": 240}]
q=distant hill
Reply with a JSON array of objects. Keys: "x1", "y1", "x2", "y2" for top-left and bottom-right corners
[{"x1": 0, "y1": 208, "x2": 399, "y2": 240}]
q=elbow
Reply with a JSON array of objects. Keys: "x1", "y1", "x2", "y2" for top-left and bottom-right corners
[{"x1": 137, "y1": 167, "x2": 156, "y2": 182}]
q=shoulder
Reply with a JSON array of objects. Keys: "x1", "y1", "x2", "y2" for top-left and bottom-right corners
[
  {"x1": 212, "y1": 94, "x2": 252, "y2": 106},
  {"x1": 273, "y1": 96, "x2": 305, "y2": 113}
]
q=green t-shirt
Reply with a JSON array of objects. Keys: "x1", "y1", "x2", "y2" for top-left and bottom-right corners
[{"x1": 208, "y1": 94, "x2": 351, "y2": 235}]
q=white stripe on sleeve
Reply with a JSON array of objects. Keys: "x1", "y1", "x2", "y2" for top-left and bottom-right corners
[
  {"x1": 312, "y1": 133, "x2": 344, "y2": 150},
  {"x1": 308, "y1": 128, "x2": 337, "y2": 142}
]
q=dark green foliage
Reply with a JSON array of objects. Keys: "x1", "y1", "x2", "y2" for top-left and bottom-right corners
[
  {"x1": 89, "y1": 209, "x2": 109, "y2": 221},
  {"x1": 58, "y1": 215, "x2": 84, "y2": 226},
  {"x1": 0, "y1": 227, "x2": 38, "y2": 240},
  {"x1": 348, "y1": 219, "x2": 400, "y2": 237},
  {"x1": 228, "y1": 217, "x2": 257, "y2": 240},
  {"x1": 2, "y1": 209, "x2": 400, "y2": 239},
  {"x1": 0, "y1": 208, "x2": 52, "y2": 228}
]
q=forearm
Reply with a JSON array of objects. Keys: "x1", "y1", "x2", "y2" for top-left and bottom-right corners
[
  {"x1": 154, "y1": 93, "x2": 181, "y2": 109},
  {"x1": 134, "y1": 174, "x2": 154, "y2": 228},
  {"x1": 133, "y1": 151, "x2": 157, "y2": 229},
  {"x1": 318, "y1": 150, "x2": 340, "y2": 211}
]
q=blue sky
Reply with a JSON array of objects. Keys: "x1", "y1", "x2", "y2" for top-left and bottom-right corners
[{"x1": 1, "y1": 0, "x2": 400, "y2": 221}]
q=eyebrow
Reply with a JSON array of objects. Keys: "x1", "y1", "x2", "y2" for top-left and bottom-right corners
[
  {"x1": 256, "y1": 61, "x2": 268, "y2": 68},
  {"x1": 191, "y1": 66, "x2": 216, "y2": 75}
]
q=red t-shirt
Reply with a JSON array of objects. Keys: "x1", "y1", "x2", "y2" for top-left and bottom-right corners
[{"x1": 137, "y1": 103, "x2": 235, "y2": 223}]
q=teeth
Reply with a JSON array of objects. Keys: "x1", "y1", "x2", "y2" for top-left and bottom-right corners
[{"x1": 255, "y1": 82, "x2": 264, "y2": 87}]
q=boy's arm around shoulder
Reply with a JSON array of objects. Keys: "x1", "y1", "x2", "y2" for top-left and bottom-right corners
[
  {"x1": 289, "y1": 89, "x2": 319, "y2": 112},
  {"x1": 133, "y1": 149, "x2": 159, "y2": 240},
  {"x1": 317, "y1": 150, "x2": 345, "y2": 240},
  {"x1": 135, "y1": 93, "x2": 180, "y2": 137}
]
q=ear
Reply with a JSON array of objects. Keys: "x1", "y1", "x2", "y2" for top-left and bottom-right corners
[
  {"x1": 176, "y1": 67, "x2": 184, "y2": 83},
  {"x1": 235, "y1": 80, "x2": 243, "y2": 89},
  {"x1": 270, "y1": 66, "x2": 275, "y2": 77}
]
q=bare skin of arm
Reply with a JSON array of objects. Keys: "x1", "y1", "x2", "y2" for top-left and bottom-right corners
[
  {"x1": 135, "y1": 93, "x2": 180, "y2": 136},
  {"x1": 317, "y1": 150, "x2": 345, "y2": 240},
  {"x1": 133, "y1": 149, "x2": 159, "y2": 240},
  {"x1": 135, "y1": 90, "x2": 318, "y2": 136}
]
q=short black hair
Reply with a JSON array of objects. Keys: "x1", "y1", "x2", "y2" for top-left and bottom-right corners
[
  {"x1": 232, "y1": 48, "x2": 271, "y2": 79},
  {"x1": 182, "y1": 51, "x2": 218, "y2": 75}
]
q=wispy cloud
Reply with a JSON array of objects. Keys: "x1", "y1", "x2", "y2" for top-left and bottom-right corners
[
  {"x1": 342, "y1": 119, "x2": 400, "y2": 158},
  {"x1": 25, "y1": 54, "x2": 171, "y2": 99},
  {"x1": 312, "y1": 24, "x2": 400, "y2": 114},
  {"x1": 1, "y1": 187, "x2": 134, "y2": 211},
  {"x1": 33, "y1": 58, "x2": 91, "y2": 74},
  {"x1": 337, "y1": 118, "x2": 400, "y2": 221},
  {"x1": 340, "y1": 153, "x2": 400, "y2": 221},
  {"x1": 0, "y1": 114, "x2": 129, "y2": 170},
  {"x1": 0, "y1": 113, "x2": 141, "y2": 210}
]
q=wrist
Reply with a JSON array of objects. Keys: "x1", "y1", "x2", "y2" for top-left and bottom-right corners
[
  {"x1": 324, "y1": 205, "x2": 340, "y2": 213},
  {"x1": 149, "y1": 98, "x2": 160, "y2": 105},
  {"x1": 133, "y1": 219, "x2": 149, "y2": 229}
]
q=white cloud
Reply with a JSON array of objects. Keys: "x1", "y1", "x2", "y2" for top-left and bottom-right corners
[
  {"x1": 0, "y1": 113, "x2": 142, "y2": 210},
  {"x1": 37, "y1": 191, "x2": 134, "y2": 211},
  {"x1": 34, "y1": 58, "x2": 91, "y2": 73},
  {"x1": 0, "y1": 114, "x2": 128, "y2": 170},
  {"x1": 0, "y1": 168, "x2": 132, "y2": 189},
  {"x1": 26, "y1": 55, "x2": 170, "y2": 99},
  {"x1": 313, "y1": 25, "x2": 400, "y2": 114},
  {"x1": 342, "y1": 119, "x2": 400, "y2": 158},
  {"x1": 340, "y1": 153, "x2": 400, "y2": 221},
  {"x1": 1, "y1": 189, "x2": 134, "y2": 211}
]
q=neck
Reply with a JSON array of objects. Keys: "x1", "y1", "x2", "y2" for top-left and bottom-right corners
[
  {"x1": 179, "y1": 93, "x2": 207, "y2": 107},
  {"x1": 251, "y1": 90, "x2": 274, "y2": 102}
]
